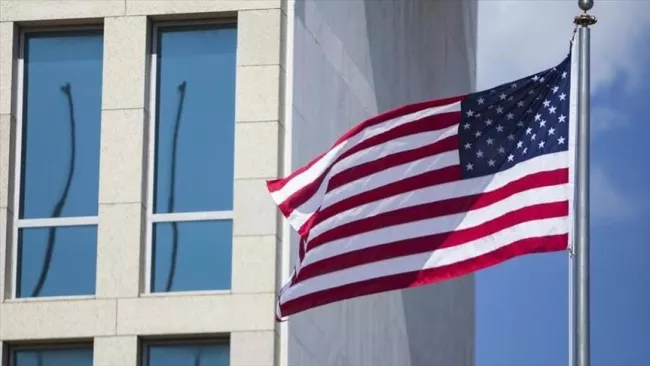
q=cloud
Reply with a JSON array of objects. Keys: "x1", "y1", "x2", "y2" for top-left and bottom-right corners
[
  {"x1": 476, "y1": 0, "x2": 650, "y2": 93},
  {"x1": 590, "y1": 164, "x2": 645, "y2": 223},
  {"x1": 591, "y1": 106, "x2": 628, "y2": 134}
]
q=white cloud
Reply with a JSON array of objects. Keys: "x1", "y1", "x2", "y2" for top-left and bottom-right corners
[
  {"x1": 476, "y1": 0, "x2": 650, "y2": 93},
  {"x1": 590, "y1": 164, "x2": 645, "y2": 223},
  {"x1": 591, "y1": 106, "x2": 628, "y2": 134}
]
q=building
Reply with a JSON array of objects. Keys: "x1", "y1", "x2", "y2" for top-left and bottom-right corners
[{"x1": 0, "y1": 1, "x2": 476, "y2": 365}]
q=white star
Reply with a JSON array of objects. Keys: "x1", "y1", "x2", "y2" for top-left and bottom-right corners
[
  {"x1": 463, "y1": 123, "x2": 471, "y2": 130},
  {"x1": 548, "y1": 127, "x2": 556, "y2": 135},
  {"x1": 506, "y1": 113, "x2": 514, "y2": 120},
  {"x1": 508, "y1": 96, "x2": 514, "y2": 102},
  {"x1": 529, "y1": 89, "x2": 536, "y2": 95},
  {"x1": 558, "y1": 136, "x2": 566, "y2": 144},
  {"x1": 490, "y1": 89, "x2": 496, "y2": 94},
  {"x1": 532, "y1": 75, "x2": 539, "y2": 81},
  {"x1": 476, "y1": 150, "x2": 484, "y2": 158},
  {"x1": 508, "y1": 134, "x2": 515, "y2": 141},
  {"x1": 559, "y1": 93, "x2": 567, "y2": 101},
  {"x1": 523, "y1": 147, "x2": 528, "y2": 154},
  {"x1": 464, "y1": 142, "x2": 472, "y2": 150},
  {"x1": 534, "y1": 113, "x2": 542, "y2": 121},
  {"x1": 558, "y1": 114, "x2": 567, "y2": 123},
  {"x1": 496, "y1": 106, "x2": 504, "y2": 114},
  {"x1": 511, "y1": 83, "x2": 517, "y2": 88},
  {"x1": 527, "y1": 108, "x2": 534, "y2": 114},
  {"x1": 540, "y1": 120, "x2": 547, "y2": 127},
  {"x1": 539, "y1": 141, "x2": 546, "y2": 149},
  {"x1": 543, "y1": 99, "x2": 551, "y2": 107},
  {"x1": 508, "y1": 154, "x2": 515, "y2": 162},
  {"x1": 485, "y1": 119, "x2": 493, "y2": 126},
  {"x1": 487, "y1": 138, "x2": 494, "y2": 145},
  {"x1": 475, "y1": 112, "x2": 481, "y2": 118},
  {"x1": 498, "y1": 146, "x2": 506, "y2": 154},
  {"x1": 488, "y1": 159, "x2": 496, "y2": 167},
  {"x1": 549, "y1": 106, "x2": 557, "y2": 114},
  {"x1": 562, "y1": 71, "x2": 568, "y2": 79},
  {"x1": 477, "y1": 97, "x2": 485, "y2": 105},
  {"x1": 475, "y1": 130, "x2": 482, "y2": 137},
  {"x1": 552, "y1": 86, "x2": 559, "y2": 93},
  {"x1": 466, "y1": 110, "x2": 474, "y2": 117},
  {"x1": 517, "y1": 140, "x2": 524, "y2": 148},
  {"x1": 517, "y1": 101, "x2": 525, "y2": 108},
  {"x1": 499, "y1": 93, "x2": 507, "y2": 101},
  {"x1": 539, "y1": 77, "x2": 545, "y2": 83},
  {"x1": 531, "y1": 133, "x2": 536, "y2": 140},
  {"x1": 526, "y1": 127, "x2": 532, "y2": 135},
  {"x1": 517, "y1": 121, "x2": 525, "y2": 128},
  {"x1": 496, "y1": 125, "x2": 504, "y2": 132},
  {"x1": 466, "y1": 163, "x2": 474, "y2": 171}
]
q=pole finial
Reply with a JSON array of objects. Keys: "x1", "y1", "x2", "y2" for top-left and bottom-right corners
[{"x1": 578, "y1": 0, "x2": 594, "y2": 12}]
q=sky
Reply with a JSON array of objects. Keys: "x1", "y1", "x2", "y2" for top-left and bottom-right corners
[{"x1": 475, "y1": 1, "x2": 650, "y2": 366}]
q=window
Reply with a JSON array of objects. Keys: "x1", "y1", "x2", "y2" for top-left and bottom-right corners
[
  {"x1": 9, "y1": 344, "x2": 93, "y2": 366},
  {"x1": 146, "y1": 23, "x2": 237, "y2": 293},
  {"x1": 142, "y1": 340, "x2": 229, "y2": 366},
  {"x1": 12, "y1": 29, "x2": 103, "y2": 298}
]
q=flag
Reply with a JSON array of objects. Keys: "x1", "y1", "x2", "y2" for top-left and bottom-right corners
[{"x1": 267, "y1": 52, "x2": 576, "y2": 320}]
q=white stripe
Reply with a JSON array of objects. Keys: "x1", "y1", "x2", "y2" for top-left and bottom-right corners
[
  {"x1": 270, "y1": 101, "x2": 462, "y2": 203},
  {"x1": 303, "y1": 183, "x2": 569, "y2": 267},
  {"x1": 309, "y1": 151, "x2": 569, "y2": 240},
  {"x1": 281, "y1": 217, "x2": 568, "y2": 304},
  {"x1": 287, "y1": 126, "x2": 459, "y2": 230},
  {"x1": 288, "y1": 150, "x2": 459, "y2": 230}
]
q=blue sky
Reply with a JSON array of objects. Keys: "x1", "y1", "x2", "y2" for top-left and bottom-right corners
[{"x1": 475, "y1": 1, "x2": 650, "y2": 365}]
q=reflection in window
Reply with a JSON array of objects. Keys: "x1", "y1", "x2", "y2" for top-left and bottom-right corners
[
  {"x1": 148, "y1": 24, "x2": 236, "y2": 293},
  {"x1": 12, "y1": 345, "x2": 93, "y2": 366},
  {"x1": 144, "y1": 341, "x2": 229, "y2": 366},
  {"x1": 15, "y1": 30, "x2": 103, "y2": 298}
]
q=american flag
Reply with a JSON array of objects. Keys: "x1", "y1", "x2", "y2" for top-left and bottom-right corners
[{"x1": 268, "y1": 53, "x2": 576, "y2": 320}]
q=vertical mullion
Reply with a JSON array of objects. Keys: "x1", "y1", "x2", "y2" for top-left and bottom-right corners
[
  {"x1": 144, "y1": 23, "x2": 159, "y2": 294},
  {"x1": 10, "y1": 29, "x2": 27, "y2": 300}
]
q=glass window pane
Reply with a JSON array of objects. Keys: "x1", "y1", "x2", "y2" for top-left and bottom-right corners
[
  {"x1": 153, "y1": 25, "x2": 237, "y2": 213},
  {"x1": 152, "y1": 220, "x2": 232, "y2": 292},
  {"x1": 13, "y1": 346, "x2": 93, "y2": 366},
  {"x1": 145, "y1": 342, "x2": 229, "y2": 366},
  {"x1": 20, "y1": 31, "x2": 103, "y2": 219},
  {"x1": 17, "y1": 225, "x2": 97, "y2": 298}
]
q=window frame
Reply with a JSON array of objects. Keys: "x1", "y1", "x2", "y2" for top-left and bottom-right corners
[
  {"x1": 10, "y1": 25, "x2": 104, "y2": 300},
  {"x1": 144, "y1": 20, "x2": 237, "y2": 295},
  {"x1": 8, "y1": 342, "x2": 94, "y2": 366},
  {"x1": 140, "y1": 337, "x2": 230, "y2": 366}
]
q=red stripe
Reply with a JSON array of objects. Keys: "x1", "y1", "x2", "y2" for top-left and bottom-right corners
[
  {"x1": 266, "y1": 95, "x2": 465, "y2": 194},
  {"x1": 308, "y1": 168, "x2": 569, "y2": 248},
  {"x1": 298, "y1": 164, "x2": 462, "y2": 237},
  {"x1": 278, "y1": 234, "x2": 567, "y2": 318},
  {"x1": 277, "y1": 118, "x2": 460, "y2": 218},
  {"x1": 296, "y1": 201, "x2": 568, "y2": 282}
]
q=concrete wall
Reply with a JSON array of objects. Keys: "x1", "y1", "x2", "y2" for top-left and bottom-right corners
[
  {"x1": 286, "y1": 0, "x2": 477, "y2": 365},
  {"x1": 0, "y1": 1, "x2": 286, "y2": 365}
]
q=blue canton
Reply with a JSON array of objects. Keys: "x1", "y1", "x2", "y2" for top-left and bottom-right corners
[{"x1": 459, "y1": 55, "x2": 571, "y2": 178}]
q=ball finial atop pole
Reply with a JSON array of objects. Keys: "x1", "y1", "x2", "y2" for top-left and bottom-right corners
[{"x1": 578, "y1": 0, "x2": 594, "y2": 12}]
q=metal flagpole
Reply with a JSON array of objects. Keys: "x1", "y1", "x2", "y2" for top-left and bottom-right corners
[{"x1": 573, "y1": 1, "x2": 597, "y2": 366}]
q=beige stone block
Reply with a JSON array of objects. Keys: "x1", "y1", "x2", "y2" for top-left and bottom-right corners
[
  {"x1": 234, "y1": 121, "x2": 280, "y2": 180},
  {"x1": 0, "y1": 114, "x2": 15, "y2": 210},
  {"x1": 232, "y1": 236, "x2": 277, "y2": 294},
  {"x1": 102, "y1": 16, "x2": 149, "y2": 110},
  {"x1": 0, "y1": 299, "x2": 117, "y2": 340},
  {"x1": 235, "y1": 65, "x2": 281, "y2": 123},
  {"x1": 0, "y1": 23, "x2": 16, "y2": 116},
  {"x1": 94, "y1": 336, "x2": 139, "y2": 366},
  {"x1": 116, "y1": 293, "x2": 275, "y2": 335},
  {"x1": 237, "y1": 10, "x2": 282, "y2": 66},
  {"x1": 233, "y1": 179, "x2": 278, "y2": 237},
  {"x1": 96, "y1": 203, "x2": 143, "y2": 298},
  {"x1": 0, "y1": 0, "x2": 125, "y2": 22},
  {"x1": 98, "y1": 109, "x2": 146, "y2": 204},
  {"x1": 125, "y1": 0, "x2": 280, "y2": 16},
  {"x1": 231, "y1": 331, "x2": 275, "y2": 366}
]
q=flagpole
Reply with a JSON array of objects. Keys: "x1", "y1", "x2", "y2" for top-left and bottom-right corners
[{"x1": 573, "y1": 1, "x2": 596, "y2": 366}]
